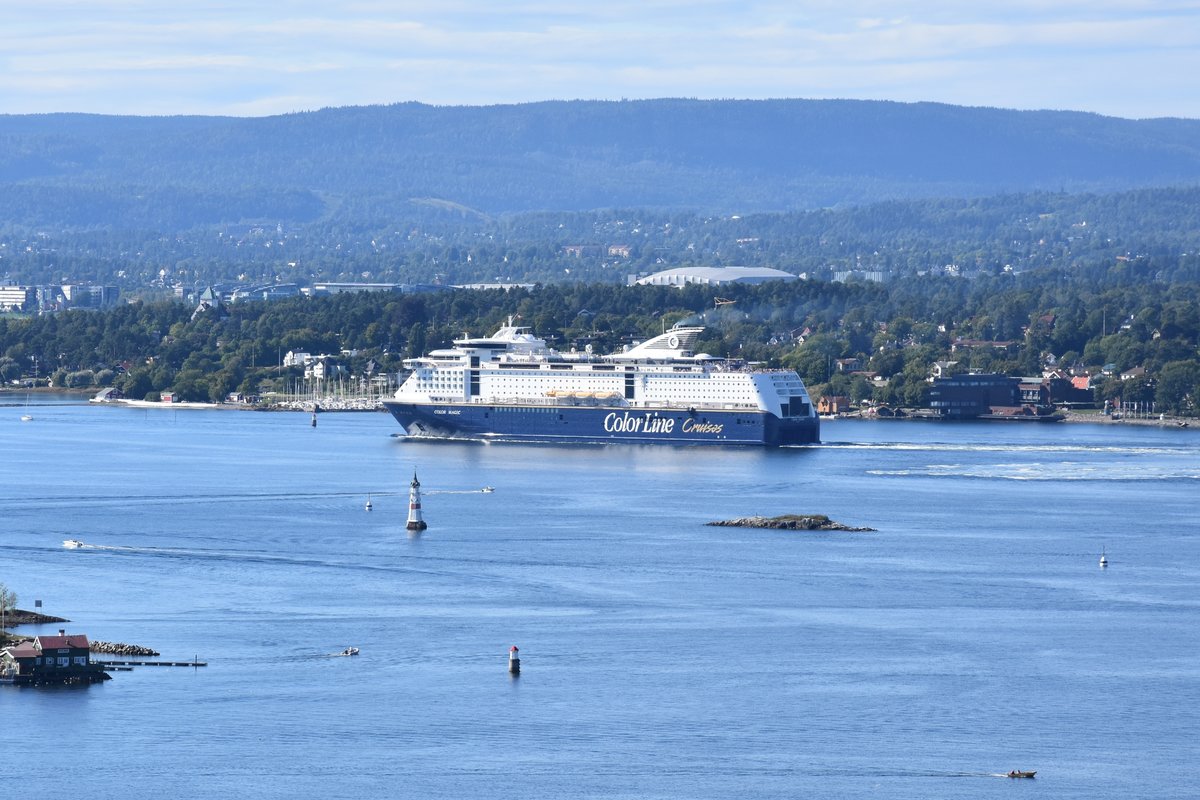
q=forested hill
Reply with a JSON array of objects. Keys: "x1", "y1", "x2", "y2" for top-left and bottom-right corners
[{"x1": 2, "y1": 99, "x2": 1200, "y2": 231}]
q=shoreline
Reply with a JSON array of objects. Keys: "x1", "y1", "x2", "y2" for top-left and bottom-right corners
[
  {"x1": 828, "y1": 409, "x2": 1193, "y2": 429},
  {"x1": 92, "y1": 397, "x2": 385, "y2": 412},
  {"x1": 10, "y1": 387, "x2": 1194, "y2": 427}
]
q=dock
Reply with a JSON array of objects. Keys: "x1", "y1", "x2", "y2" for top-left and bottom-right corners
[{"x1": 94, "y1": 659, "x2": 206, "y2": 668}]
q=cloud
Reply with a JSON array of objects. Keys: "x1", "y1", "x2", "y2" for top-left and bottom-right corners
[{"x1": 0, "y1": 1, "x2": 1197, "y2": 117}]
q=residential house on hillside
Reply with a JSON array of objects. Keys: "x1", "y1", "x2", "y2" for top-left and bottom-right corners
[
  {"x1": 283, "y1": 351, "x2": 311, "y2": 368},
  {"x1": 834, "y1": 357, "x2": 861, "y2": 373},
  {"x1": 305, "y1": 357, "x2": 345, "y2": 382},
  {"x1": 1120, "y1": 366, "x2": 1147, "y2": 381},
  {"x1": 950, "y1": 338, "x2": 1018, "y2": 354}
]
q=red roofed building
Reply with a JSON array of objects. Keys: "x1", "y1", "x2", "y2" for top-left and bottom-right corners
[{"x1": 1, "y1": 630, "x2": 109, "y2": 685}]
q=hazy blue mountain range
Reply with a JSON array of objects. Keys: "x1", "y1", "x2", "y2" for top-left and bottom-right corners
[{"x1": 2, "y1": 99, "x2": 1199, "y2": 231}]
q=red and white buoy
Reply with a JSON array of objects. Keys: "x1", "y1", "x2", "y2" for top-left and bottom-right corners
[
  {"x1": 508, "y1": 645, "x2": 520, "y2": 675},
  {"x1": 406, "y1": 471, "x2": 427, "y2": 531}
]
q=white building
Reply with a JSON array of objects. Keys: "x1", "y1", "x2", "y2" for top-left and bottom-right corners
[{"x1": 631, "y1": 266, "x2": 797, "y2": 287}]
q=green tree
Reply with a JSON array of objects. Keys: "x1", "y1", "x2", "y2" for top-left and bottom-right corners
[
  {"x1": 118, "y1": 368, "x2": 154, "y2": 400},
  {"x1": 1, "y1": 582, "x2": 16, "y2": 641},
  {"x1": 1156, "y1": 361, "x2": 1200, "y2": 416},
  {"x1": 782, "y1": 333, "x2": 844, "y2": 385},
  {"x1": 0, "y1": 357, "x2": 19, "y2": 383}
]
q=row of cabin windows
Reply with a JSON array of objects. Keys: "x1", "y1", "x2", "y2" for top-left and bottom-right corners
[
  {"x1": 482, "y1": 409, "x2": 565, "y2": 421},
  {"x1": 29, "y1": 656, "x2": 88, "y2": 666}
]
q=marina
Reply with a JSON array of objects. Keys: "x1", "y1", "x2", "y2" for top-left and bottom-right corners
[{"x1": 2, "y1": 395, "x2": 1198, "y2": 799}]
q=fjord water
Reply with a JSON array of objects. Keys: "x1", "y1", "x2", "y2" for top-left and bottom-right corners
[{"x1": 3, "y1": 397, "x2": 1198, "y2": 799}]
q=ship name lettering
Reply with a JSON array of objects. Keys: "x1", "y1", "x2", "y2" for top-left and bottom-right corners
[
  {"x1": 682, "y1": 419, "x2": 724, "y2": 434},
  {"x1": 603, "y1": 412, "x2": 675, "y2": 435}
]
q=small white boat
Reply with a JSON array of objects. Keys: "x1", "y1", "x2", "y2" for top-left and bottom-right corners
[
  {"x1": 340, "y1": 647, "x2": 359, "y2": 656},
  {"x1": 20, "y1": 414, "x2": 33, "y2": 422},
  {"x1": 62, "y1": 539, "x2": 85, "y2": 549},
  {"x1": 482, "y1": 486, "x2": 495, "y2": 493},
  {"x1": 365, "y1": 495, "x2": 373, "y2": 511}
]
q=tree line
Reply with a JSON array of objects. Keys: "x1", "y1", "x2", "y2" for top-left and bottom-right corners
[
  {"x1": 4, "y1": 186, "x2": 1200, "y2": 295},
  {"x1": 2, "y1": 260, "x2": 1197, "y2": 415}
]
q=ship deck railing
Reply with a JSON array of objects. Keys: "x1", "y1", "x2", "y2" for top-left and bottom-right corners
[{"x1": 455, "y1": 396, "x2": 765, "y2": 412}]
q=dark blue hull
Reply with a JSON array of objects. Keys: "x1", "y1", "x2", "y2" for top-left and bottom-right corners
[{"x1": 382, "y1": 401, "x2": 820, "y2": 446}]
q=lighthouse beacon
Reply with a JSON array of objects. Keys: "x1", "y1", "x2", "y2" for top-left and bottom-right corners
[{"x1": 406, "y1": 471, "x2": 428, "y2": 531}]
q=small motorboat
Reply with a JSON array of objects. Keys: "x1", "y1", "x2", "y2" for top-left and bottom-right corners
[
  {"x1": 1007, "y1": 771, "x2": 1036, "y2": 779},
  {"x1": 62, "y1": 539, "x2": 85, "y2": 549},
  {"x1": 340, "y1": 647, "x2": 359, "y2": 656},
  {"x1": 482, "y1": 486, "x2": 495, "y2": 493},
  {"x1": 20, "y1": 414, "x2": 33, "y2": 422}
]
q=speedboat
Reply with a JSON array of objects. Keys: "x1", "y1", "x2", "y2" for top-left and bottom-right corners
[
  {"x1": 1006, "y1": 771, "x2": 1036, "y2": 779},
  {"x1": 482, "y1": 486, "x2": 495, "y2": 493},
  {"x1": 62, "y1": 539, "x2": 85, "y2": 549},
  {"x1": 340, "y1": 647, "x2": 359, "y2": 656}
]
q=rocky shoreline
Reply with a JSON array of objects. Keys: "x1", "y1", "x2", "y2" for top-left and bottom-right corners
[
  {"x1": 90, "y1": 641, "x2": 160, "y2": 657},
  {"x1": 707, "y1": 514, "x2": 875, "y2": 532},
  {"x1": 2, "y1": 609, "x2": 69, "y2": 627},
  {"x1": 1, "y1": 609, "x2": 157, "y2": 655}
]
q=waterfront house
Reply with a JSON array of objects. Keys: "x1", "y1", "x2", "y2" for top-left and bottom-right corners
[
  {"x1": 817, "y1": 395, "x2": 852, "y2": 415},
  {"x1": 1, "y1": 630, "x2": 109, "y2": 685}
]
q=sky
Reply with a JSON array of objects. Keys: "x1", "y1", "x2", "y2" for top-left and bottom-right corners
[{"x1": 2, "y1": 1, "x2": 1198, "y2": 119}]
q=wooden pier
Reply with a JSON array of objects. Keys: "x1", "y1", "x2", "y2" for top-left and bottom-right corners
[{"x1": 94, "y1": 659, "x2": 206, "y2": 668}]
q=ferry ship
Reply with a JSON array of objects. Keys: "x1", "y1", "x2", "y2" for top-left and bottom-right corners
[{"x1": 382, "y1": 320, "x2": 820, "y2": 446}]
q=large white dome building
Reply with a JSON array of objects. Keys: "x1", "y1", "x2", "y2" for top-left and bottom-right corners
[{"x1": 631, "y1": 266, "x2": 798, "y2": 287}]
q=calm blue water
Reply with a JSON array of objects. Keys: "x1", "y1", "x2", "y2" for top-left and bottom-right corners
[{"x1": 3, "y1": 397, "x2": 1198, "y2": 799}]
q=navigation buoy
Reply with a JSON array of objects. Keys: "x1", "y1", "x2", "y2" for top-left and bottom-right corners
[
  {"x1": 508, "y1": 645, "x2": 520, "y2": 675},
  {"x1": 406, "y1": 471, "x2": 427, "y2": 532},
  {"x1": 365, "y1": 494, "x2": 373, "y2": 511},
  {"x1": 311, "y1": 412, "x2": 317, "y2": 427}
]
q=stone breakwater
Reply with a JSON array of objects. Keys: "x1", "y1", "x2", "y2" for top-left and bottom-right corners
[
  {"x1": 706, "y1": 514, "x2": 876, "y2": 532},
  {"x1": 90, "y1": 641, "x2": 160, "y2": 657}
]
